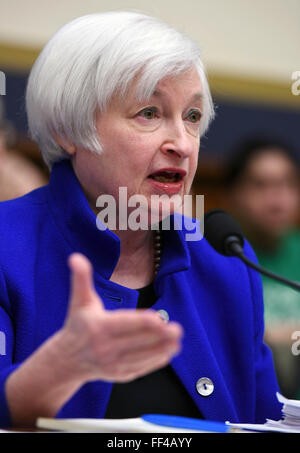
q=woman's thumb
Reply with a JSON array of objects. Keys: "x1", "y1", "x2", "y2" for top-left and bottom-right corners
[{"x1": 68, "y1": 253, "x2": 104, "y2": 311}]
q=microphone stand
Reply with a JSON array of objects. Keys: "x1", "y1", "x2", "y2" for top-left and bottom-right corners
[{"x1": 226, "y1": 237, "x2": 300, "y2": 293}]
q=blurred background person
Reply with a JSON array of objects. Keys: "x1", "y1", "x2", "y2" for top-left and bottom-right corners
[
  {"x1": 0, "y1": 98, "x2": 47, "y2": 201},
  {"x1": 224, "y1": 137, "x2": 300, "y2": 398}
]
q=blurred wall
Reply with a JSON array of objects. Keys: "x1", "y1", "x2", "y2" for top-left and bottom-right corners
[
  {"x1": 0, "y1": 0, "x2": 299, "y2": 198},
  {"x1": 0, "y1": 0, "x2": 299, "y2": 83}
]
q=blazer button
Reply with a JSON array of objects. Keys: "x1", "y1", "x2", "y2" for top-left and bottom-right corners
[
  {"x1": 196, "y1": 377, "x2": 214, "y2": 396},
  {"x1": 157, "y1": 309, "x2": 169, "y2": 323}
]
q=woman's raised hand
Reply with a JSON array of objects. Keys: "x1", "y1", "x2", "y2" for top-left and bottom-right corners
[
  {"x1": 6, "y1": 253, "x2": 183, "y2": 427},
  {"x1": 60, "y1": 253, "x2": 183, "y2": 384}
]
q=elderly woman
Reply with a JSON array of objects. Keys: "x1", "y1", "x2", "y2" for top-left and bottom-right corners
[{"x1": 0, "y1": 11, "x2": 281, "y2": 428}]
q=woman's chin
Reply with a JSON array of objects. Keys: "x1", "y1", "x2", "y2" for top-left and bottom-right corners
[{"x1": 148, "y1": 203, "x2": 183, "y2": 229}]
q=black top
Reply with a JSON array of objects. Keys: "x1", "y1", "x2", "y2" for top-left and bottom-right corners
[{"x1": 104, "y1": 282, "x2": 203, "y2": 419}]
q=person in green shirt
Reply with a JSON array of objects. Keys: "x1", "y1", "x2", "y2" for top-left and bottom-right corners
[
  {"x1": 256, "y1": 231, "x2": 300, "y2": 324},
  {"x1": 224, "y1": 136, "x2": 300, "y2": 398}
]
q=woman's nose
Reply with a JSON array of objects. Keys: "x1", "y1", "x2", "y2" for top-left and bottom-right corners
[{"x1": 160, "y1": 121, "x2": 195, "y2": 158}]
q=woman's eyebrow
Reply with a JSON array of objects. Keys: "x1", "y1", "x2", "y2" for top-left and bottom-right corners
[
  {"x1": 190, "y1": 92, "x2": 203, "y2": 103},
  {"x1": 151, "y1": 90, "x2": 203, "y2": 105}
]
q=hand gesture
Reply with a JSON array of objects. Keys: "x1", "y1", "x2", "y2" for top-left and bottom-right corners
[{"x1": 60, "y1": 253, "x2": 183, "y2": 384}]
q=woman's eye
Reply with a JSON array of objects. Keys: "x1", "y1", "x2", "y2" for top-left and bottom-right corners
[
  {"x1": 187, "y1": 109, "x2": 202, "y2": 123},
  {"x1": 138, "y1": 107, "x2": 158, "y2": 120}
]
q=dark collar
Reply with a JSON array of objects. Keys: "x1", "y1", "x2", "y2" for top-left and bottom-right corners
[{"x1": 47, "y1": 159, "x2": 191, "y2": 281}]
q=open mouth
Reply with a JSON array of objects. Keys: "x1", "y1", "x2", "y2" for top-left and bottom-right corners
[{"x1": 148, "y1": 170, "x2": 184, "y2": 183}]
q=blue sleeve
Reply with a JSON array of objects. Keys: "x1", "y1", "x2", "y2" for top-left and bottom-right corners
[
  {"x1": 0, "y1": 265, "x2": 20, "y2": 428},
  {"x1": 244, "y1": 241, "x2": 283, "y2": 423}
]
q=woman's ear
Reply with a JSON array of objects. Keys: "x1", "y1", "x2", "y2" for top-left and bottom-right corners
[{"x1": 54, "y1": 133, "x2": 76, "y2": 155}]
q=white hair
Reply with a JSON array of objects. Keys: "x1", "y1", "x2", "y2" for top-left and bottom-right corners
[{"x1": 26, "y1": 11, "x2": 215, "y2": 168}]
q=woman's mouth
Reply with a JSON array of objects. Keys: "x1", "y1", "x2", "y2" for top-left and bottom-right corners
[
  {"x1": 147, "y1": 169, "x2": 186, "y2": 194},
  {"x1": 148, "y1": 171, "x2": 182, "y2": 183}
]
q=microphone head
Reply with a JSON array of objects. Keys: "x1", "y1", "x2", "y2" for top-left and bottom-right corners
[{"x1": 204, "y1": 209, "x2": 245, "y2": 256}]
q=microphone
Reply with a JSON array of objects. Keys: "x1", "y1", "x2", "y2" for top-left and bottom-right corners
[{"x1": 204, "y1": 209, "x2": 300, "y2": 292}]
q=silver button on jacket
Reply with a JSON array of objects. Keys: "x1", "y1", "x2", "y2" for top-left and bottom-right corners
[
  {"x1": 157, "y1": 309, "x2": 169, "y2": 322},
  {"x1": 196, "y1": 377, "x2": 214, "y2": 396}
]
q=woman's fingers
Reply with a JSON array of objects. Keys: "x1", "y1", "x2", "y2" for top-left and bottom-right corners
[
  {"x1": 100, "y1": 309, "x2": 172, "y2": 335},
  {"x1": 100, "y1": 340, "x2": 181, "y2": 383},
  {"x1": 102, "y1": 321, "x2": 183, "y2": 358},
  {"x1": 88, "y1": 321, "x2": 182, "y2": 382},
  {"x1": 64, "y1": 253, "x2": 184, "y2": 384},
  {"x1": 117, "y1": 336, "x2": 181, "y2": 365}
]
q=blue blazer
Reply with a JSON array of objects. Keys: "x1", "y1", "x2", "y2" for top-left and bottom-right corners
[{"x1": 0, "y1": 160, "x2": 282, "y2": 427}]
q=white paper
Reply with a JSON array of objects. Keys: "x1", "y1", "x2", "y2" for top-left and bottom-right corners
[{"x1": 228, "y1": 393, "x2": 300, "y2": 433}]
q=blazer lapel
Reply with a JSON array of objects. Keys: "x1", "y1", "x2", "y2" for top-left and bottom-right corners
[{"x1": 153, "y1": 279, "x2": 239, "y2": 423}]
